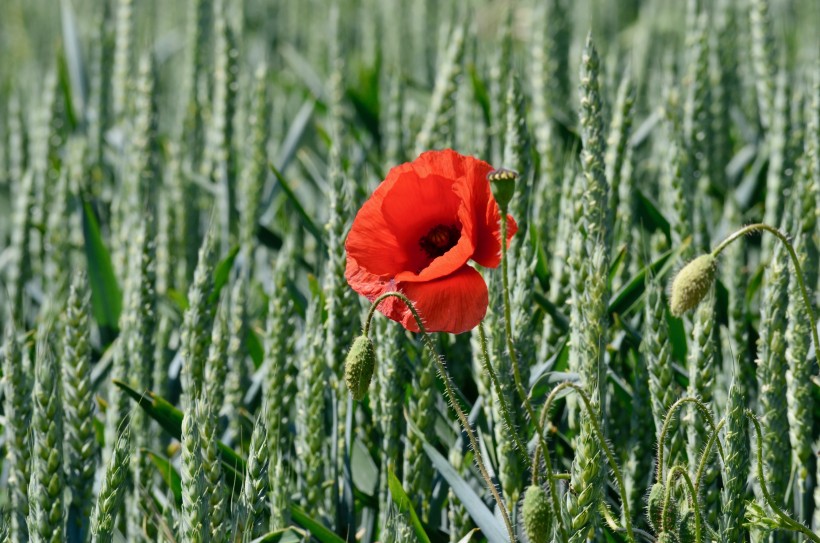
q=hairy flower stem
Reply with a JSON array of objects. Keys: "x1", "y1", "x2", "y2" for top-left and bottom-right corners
[
  {"x1": 534, "y1": 381, "x2": 635, "y2": 543},
  {"x1": 498, "y1": 207, "x2": 569, "y2": 542},
  {"x1": 656, "y1": 397, "x2": 724, "y2": 483},
  {"x1": 661, "y1": 466, "x2": 701, "y2": 542},
  {"x1": 746, "y1": 410, "x2": 820, "y2": 543},
  {"x1": 711, "y1": 223, "x2": 820, "y2": 376},
  {"x1": 363, "y1": 292, "x2": 515, "y2": 542},
  {"x1": 695, "y1": 418, "x2": 725, "y2": 497},
  {"x1": 477, "y1": 322, "x2": 531, "y2": 469}
]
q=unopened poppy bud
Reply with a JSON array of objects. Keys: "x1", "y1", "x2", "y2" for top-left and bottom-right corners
[
  {"x1": 344, "y1": 335, "x2": 376, "y2": 401},
  {"x1": 669, "y1": 254, "x2": 717, "y2": 317},
  {"x1": 521, "y1": 485, "x2": 552, "y2": 542},
  {"x1": 656, "y1": 532, "x2": 678, "y2": 543},
  {"x1": 487, "y1": 167, "x2": 518, "y2": 212},
  {"x1": 678, "y1": 511, "x2": 696, "y2": 543},
  {"x1": 647, "y1": 483, "x2": 678, "y2": 533}
]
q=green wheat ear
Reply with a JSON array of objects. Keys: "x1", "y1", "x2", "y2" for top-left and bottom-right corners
[
  {"x1": 91, "y1": 427, "x2": 131, "y2": 543},
  {"x1": 28, "y1": 332, "x2": 66, "y2": 543}
]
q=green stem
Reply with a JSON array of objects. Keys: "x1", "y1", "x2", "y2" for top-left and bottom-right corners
[
  {"x1": 499, "y1": 215, "x2": 569, "y2": 542},
  {"x1": 478, "y1": 322, "x2": 533, "y2": 470},
  {"x1": 711, "y1": 223, "x2": 820, "y2": 381},
  {"x1": 661, "y1": 466, "x2": 701, "y2": 543},
  {"x1": 656, "y1": 397, "x2": 725, "y2": 483},
  {"x1": 746, "y1": 410, "x2": 820, "y2": 543},
  {"x1": 536, "y1": 381, "x2": 635, "y2": 543},
  {"x1": 364, "y1": 292, "x2": 516, "y2": 542},
  {"x1": 694, "y1": 418, "x2": 725, "y2": 494}
]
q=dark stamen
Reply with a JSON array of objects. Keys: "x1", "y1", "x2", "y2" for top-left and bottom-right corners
[{"x1": 419, "y1": 223, "x2": 461, "y2": 259}]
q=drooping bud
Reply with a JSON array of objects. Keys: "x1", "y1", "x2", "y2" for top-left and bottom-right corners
[
  {"x1": 656, "y1": 532, "x2": 680, "y2": 543},
  {"x1": 487, "y1": 167, "x2": 518, "y2": 212},
  {"x1": 647, "y1": 483, "x2": 679, "y2": 533},
  {"x1": 669, "y1": 254, "x2": 717, "y2": 316},
  {"x1": 521, "y1": 484, "x2": 552, "y2": 542},
  {"x1": 344, "y1": 334, "x2": 376, "y2": 401},
  {"x1": 677, "y1": 511, "x2": 697, "y2": 543}
]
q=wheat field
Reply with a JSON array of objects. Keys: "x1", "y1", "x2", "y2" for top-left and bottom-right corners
[{"x1": 1, "y1": 0, "x2": 820, "y2": 542}]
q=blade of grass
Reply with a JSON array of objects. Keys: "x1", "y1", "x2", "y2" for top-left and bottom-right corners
[
  {"x1": 251, "y1": 528, "x2": 304, "y2": 543},
  {"x1": 268, "y1": 163, "x2": 325, "y2": 248},
  {"x1": 607, "y1": 238, "x2": 691, "y2": 316},
  {"x1": 289, "y1": 505, "x2": 347, "y2": 543},
  {"x1": 113, "y1": 380, "x2": 246, "y2": 474},
  {"x1": 387, "y1": 470, "x2": 433, "y2": 543},
  {"x1": 81, "y1": 199, "x2": 121, "y2": 338},
  {"x1": 209, "y1": 245, "x2": 239, "y2": 304},
  {"x1": 144, "y1": 449, "x2": 182, "y2": 505}
]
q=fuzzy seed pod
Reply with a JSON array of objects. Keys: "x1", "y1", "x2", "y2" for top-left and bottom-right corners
[
  {"x1": 345, "y1": 335, "x2": 376, "y2": 401},
  {"x1": 677, "y1": 511, "x2": 696, "y2": 543},
  {"x1": 647, "y1": 483, "x2": 678, "y2": 533},
  {"x1": 656, "y1": 532, "x2": 680, "y2": 543},
  {"x1": 521, "y1": 485, "x2": 552, "y2": 542},
  {"x1": 669, "y1": 254, "x2": 717, "y2": 316}
]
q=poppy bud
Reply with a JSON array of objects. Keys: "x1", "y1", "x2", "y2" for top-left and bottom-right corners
[
  {"x1": 656, "y1": 532, "x2": 679, "y2": 543},
  {"x1": 344, "y1": 335, "x2": 376, "y2": 401},
  {"x1": 669, "y1": 254, "x2": 717, "y2": 317},
  {"x1": 647, "y1": 483, "x2": 678, "y2": 533},
  {"x1": 487, "y1": 167, "x2": 518, "y2": 212},
  {"x1": 521, "y1": 484, "x2": 552, "y2": 542},
  {"x1": 678, "y1": 511, "x2": 697, "y2": 543}
]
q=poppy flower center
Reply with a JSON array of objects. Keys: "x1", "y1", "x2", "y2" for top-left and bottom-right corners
[{"x1": 419, "y1": 222, "x2": 461, "y2": 259}]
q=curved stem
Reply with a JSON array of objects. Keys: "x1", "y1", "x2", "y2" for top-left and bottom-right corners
[
  {"x1": 656, "y1": 397, "x2": 725, "y2": 483},
  {"x1": 746, "y1": 410, "x2": 820, "y2": 543},
  {"x1": 711, "y1": 223, "x2": 820, "y2": 378},
  {"x1": 363, "y1": 292, "x2": 516, "y2": 542},
  {"x1": 536, "y1": 382, "x2": 635, "y2": 543},
  {"x1": 499, "y1": 213, "x2": 568, "y2": 542},
  {"x1": 694, "y1": 418, "x2": 725, "y2": 495},
  {"x1": 661, "y1": 466, "x2": 701, "y2": 543},
  {"x1": 478, "y1": 322, "x2": 533, "y2": 471}
]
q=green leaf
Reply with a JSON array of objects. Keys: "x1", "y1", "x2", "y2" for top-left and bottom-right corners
[
  {"x1": 256, "y1": 224, "x2": 313, "y2": 272},
  {"x1": 387, "y1": 470, "x2": 433, "y2": 543},
  {"x1": 406, "y1": 419, "x2": 509, "y2": 543},
  {"x1": 608, "y1": 245, "x2": 628, "y2": 288},
  {"x1": 289, "y1": 505, "x2": 346, "y2": 543},
  {"x1": 166, "y1": 289, "x2": 189, "y2": 312},
  {"x1": 269, "y1": 163, "x2": 325, "y2": 248},
  {"x1": 467, "y1": 64, "x2": 491, "y2": 126},
  {"x1": 251, "y1": 528, "x2": 304, "y2": 543},
  {"x1": 277, "y1": 99, "x2": 316, "y2": 172},
  {"x1": 635, "y1": 190, "x2": 671, "y2": 240},
  {"x1": 247, "y1": 327, "x2": 264, "y2": 369},
  {"x1": 113, "y1": 380, "x2": 246, "y2": 475},
  {"x1": 81, "y1": 200, "x2": 122, "y2": 336},
  {"x1": 457, "y1": 529, "x2": 481, "y2": 543},
  {"x1": 60, "y1": 0, "x2": 86, "y2": 122},
  {"x1": 351, "y1": 437, "x2": 378, "y2": 497},
  {"x1": 608, "y1": 238, "x2": 691, "y2": 317},
  {"x1": 209, "y1": 245, "x2": 240, "y2": 305},
  {"x1": 533, "y1": 292, "x2": 569, "y2": 333},
  {"x1": 144, "y1": 449, "x2": 182, "y2": 505}
]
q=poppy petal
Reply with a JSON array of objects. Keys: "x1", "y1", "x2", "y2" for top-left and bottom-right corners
[
  {"x1": 457, "y1": 172, "x2": 517, "y2": 268},
  {"x1": 380, "y1": 169, "x2": 472, "y2": 280},
  {"x1": 345, "y1": 180, "x2": 413, "y2": 277},
  {"x1": 397, "y1": 265, "x2": 489, "y2": 334}
]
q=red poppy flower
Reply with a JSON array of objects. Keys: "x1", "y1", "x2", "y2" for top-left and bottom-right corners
[{"x1": 345, "y1": 149, "x2": 517, "y2": 334}]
